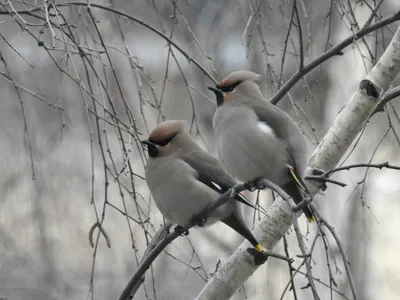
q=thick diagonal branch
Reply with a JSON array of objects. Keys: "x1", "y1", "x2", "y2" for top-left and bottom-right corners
[{"x1": 117, "y1": 184, "x2": 242, "y2": 300}]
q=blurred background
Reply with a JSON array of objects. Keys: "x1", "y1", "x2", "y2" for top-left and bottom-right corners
[{"x1": 0, "y1": 0, "x2": 400, "y2": 299}]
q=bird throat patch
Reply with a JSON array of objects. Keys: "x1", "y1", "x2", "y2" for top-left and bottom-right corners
[{"x1": 224, "y1": 92, "x2": 231, "y2": 103}]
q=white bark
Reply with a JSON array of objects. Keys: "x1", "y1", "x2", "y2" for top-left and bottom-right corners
[
  {"x1": 195, "y1": 25, "x2": 400, "y2": 300},
  {"x1": 308, "y1": 28, "x2": 400, "y2": 174}
]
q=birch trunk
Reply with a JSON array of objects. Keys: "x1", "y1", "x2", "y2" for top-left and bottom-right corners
[{"x1": 195, "y1": 25, "x2": 400, "y2": 300}]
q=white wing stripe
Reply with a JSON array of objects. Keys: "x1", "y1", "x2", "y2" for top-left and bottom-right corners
[
  {"x1": 257, "y1": 121, "x2": 275, "y2": 136},
  {"x1": 211, "y1": 181, "x2": 222, "y2": 191}
]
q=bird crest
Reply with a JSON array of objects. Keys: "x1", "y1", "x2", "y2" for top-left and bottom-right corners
[{"x1": 148, "y1": 120, "x2": 185, "y2": 145}]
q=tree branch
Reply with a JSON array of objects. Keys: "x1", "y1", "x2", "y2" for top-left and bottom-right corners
[
  {"x1": 312, "y1": 161, "x2": 400, "y2": 178},
  {"x1": 117, "y1": 184, "x2": 240, "y2": 300},
  {"x1": 310, "y1": 204, "x2": 358, "y2": 300},
  {"x1": 371, "y1": 86, "x2": 400, "y2": 115},
  {"x1": 0, "y1": 2, "x2": 217, "y2": 84},
  {"x1": 305, "y1": 175, "x2": 347, "y2": 187},
  {"x1": 269, "y1": 10, "x2": 400, "y2": 105},
  {"x1": 119, "y1": 182, "x2": 288, "y2": 300},
  {"x1": 250, "y1": 179, "x2": 320, "y2": 299},
  {"x1": 305, "y1": 161, "x2": 400, "y2": 187}
]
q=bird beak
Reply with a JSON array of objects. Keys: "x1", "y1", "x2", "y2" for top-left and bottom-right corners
[
  {"x1": 207, "y1": 86, "x2": 220, "y2": 93},
  {"x1": 207, "y1": 86, "x2": 225, "y2": 107},
  {"x1": 141, "y1": 139, "x2": 157, "y2": 147},
  {"x1": 141, "y1": 139, "x2": 160, "y2": 157}
]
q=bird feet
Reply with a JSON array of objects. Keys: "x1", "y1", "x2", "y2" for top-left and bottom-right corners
[
  {"x1": 193, "y1": 216, "x2": 207, "y2": 227},
  {"x1": 174, "y1": 225, "x2": 189, "y2": 236},
  {"x1": 247, "y1": 248, "x2": 268, "y2": 265},
  {"x1": 244, "y1": 177, "x2": 266, "y2": 191},
  {"x1": 311, "y1": 168, "x2": 328, "y2": 191}
]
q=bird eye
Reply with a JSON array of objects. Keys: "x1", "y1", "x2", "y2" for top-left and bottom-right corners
[
  {"x1": 147, "y1": 144, "x2": 159, "y2": 157},
  {"x1": 219, "y1": 86, "x2": 235, "y2": 93},
  {"x1": 217, "y1": 80, "x2": 243, "y2": 93},
  {"x1": 142, "y1": 140, "x2": 160, "y2": 157},
  {"x1": 153, "y1": 133, "x2": 177, "y2": 147},
  {"x1": 158, "y1": 137, "x2": 172, "y2": 146}
]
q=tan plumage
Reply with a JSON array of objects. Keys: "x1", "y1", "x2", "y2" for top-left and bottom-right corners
[
  {"x1": 209, "y1": 70, "x2": 315, "y2": 221},
  {"x1": 142, "y1": 120, "x2": 263, "y2": 252}
]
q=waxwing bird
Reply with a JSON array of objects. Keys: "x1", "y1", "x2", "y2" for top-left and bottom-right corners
[
  {"x1": 142, "y1": 120, "x2": 263, "y2": 253},
  {"x1": 209, "y1": 70, "x2": 315, "y2": 222}
]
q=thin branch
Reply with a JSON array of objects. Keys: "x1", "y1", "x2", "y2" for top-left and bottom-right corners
[
  {"x1": 278, "y1": 1, "x2": 297, "y2": 89},
  {"x1": 371, "y1": 86, "x2": 400, "y2": 115},
  {"x1": 0, "y1": 49, "x2": 35, "y2": 180},
  {"x1": 310, "y1": 204, "x2": 358, "y2": 300},
  {"x1": 248, "y1": 178, "x2": 320, "y2": 300},
  {"x1": 119, "y1": 181, "x2": 283, "y2": 300},
  {"x1": 283, "y1": 236, "x2": 298, "y2": 300},
  {"x1": 296, "y1": 270, "x2": 349, "y2": 300},
  {"x1": 293, "y1": 1, "x2": 304, "y2": 70},
  {"x1": 0, "y1": 2, "x2": 217, "y2": 84},
  {"x1": 305, "y1": 175, "x2": 347, "y2": 187},
  {"x1": 312, "y1": 161, "x2": 400, "y2": 179},
  {"x1": 270, "y1": 10, "x2": 400, "y2": 105}
]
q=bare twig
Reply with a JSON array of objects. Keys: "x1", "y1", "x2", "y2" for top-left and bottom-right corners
[
  {"x1": 270, "y1": 10, "x2": 400, "y2": 105},
  {"x1": 293, "y1": 1, "x2": 304, "y2": 70},
  {"x1": 305, "y1": 175, "x2": 347, "y2": 187},
  {"x1": 89, "y1": 222, "x2": 111, "y2": 248},
  {"x1": 120, "y1": 179, "x2": 292, "y2": 300},
  {"x1": 249, "y1": 178, "x2": 320, "y2": 300},
  {"x1": 118, "y1": 183, "x2": 245, "y2": 300},
  {"x1": 66, "y1": 2, "x2": 217, "y2": 83},
  {"x1": 278, "y1": 1, "x2": 297, "y2": 89},
  {"x1": 372, "y1": 86, "x2": 400, "y2": 115},
  {"x1": 310, "y1": 161, "x2": 400, "y2": 179},
  {"x1": 310, "y1": 204, "x2": 358, "y2": 300},
  {"x1": 283, "y1": 236, "x2": 298, "y2": 300},
  {"x1": 0, "y1": 49, "x2": 35, "y2": 180}
]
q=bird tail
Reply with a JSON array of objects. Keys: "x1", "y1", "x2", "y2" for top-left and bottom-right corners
[
  {"x1": 221, "y1": 213, "x2": 263, "y2": 252},
  {"x1": 282, "y1": 175, "x2": 315, "y2": 223},
  {"x1": 234, "y1": 193, "x2": 268, "y2": 217},
  {"x1": 287, "y1": 164, "x2": 309, "y2": 194}
]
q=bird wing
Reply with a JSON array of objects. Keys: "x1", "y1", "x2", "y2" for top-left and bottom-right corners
[
  {"x1": 286, "y1": 158, "x2": 309, "y2": 193},
  {"x1": 181, "y1": 150, "x2": 260, "y2": 212},
  {"x1": 250, "y1": 103, "x2": 290, "y2": 139},
  {"x1": 251, "y1": 103, "x2": 310, "y2": 190}
]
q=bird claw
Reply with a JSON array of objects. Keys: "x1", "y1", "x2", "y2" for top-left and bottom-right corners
[
  {"x1": 311, "y1": 168, "x2": 328, "y2": 191},
  {"x1": 247, "y1": 248, "x2": 268, "y2": 265},
  {"x1": 174, "y1": 225, "x2": 189, "y2": 236},
  {"x1": 193, "y1": 216, "x2": 207, "y2": 227},
  {"x1": 312, "y1": 168, "x2": 324, "y2": 176},
  {"x1": 245, "y1": 177, "x2": 266, "y2": 191}
]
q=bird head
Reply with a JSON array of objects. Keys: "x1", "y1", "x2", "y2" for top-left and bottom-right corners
[
  {"x1": 208, "y1": 70, "x2": 263, "y2": 106},
  {"x1": 141, "y1": 120, "x2": 185, "y2": 158}
]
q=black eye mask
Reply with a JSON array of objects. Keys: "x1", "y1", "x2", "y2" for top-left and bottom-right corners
[
  {"x1": 208, "y1": 81, "x2": 242, "y2": 106},
  {"x1": 217, "y1": 80, "x2": 242, "y2": 92},
  {"x1": 218, "y1": 86, "x2": 235, "y2": 93},
  {"x1": 141, "y1": 133, "x2": 178, "y2": 158},
  {"x1": 150, "y1": 133, "x2": 176, "y2": 147},
  {"x1": 141, "y1": 140, "x2": 159, "y2": 157}
]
